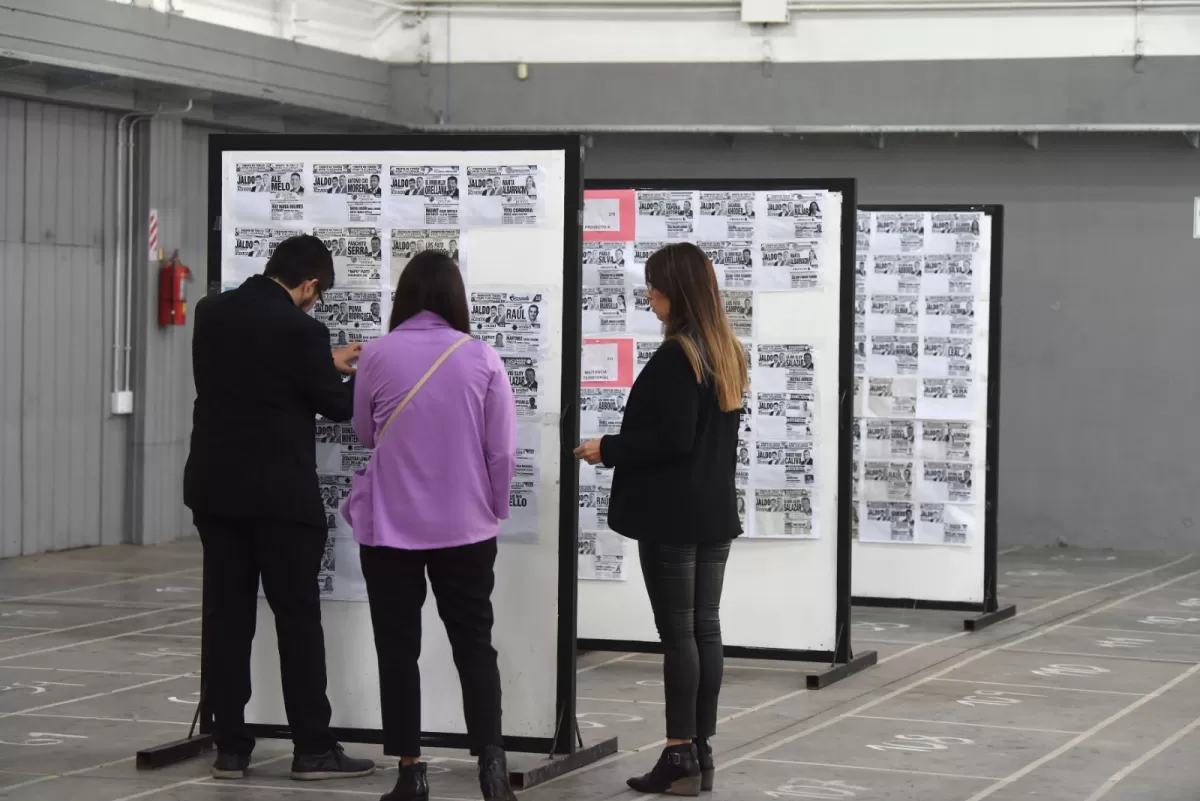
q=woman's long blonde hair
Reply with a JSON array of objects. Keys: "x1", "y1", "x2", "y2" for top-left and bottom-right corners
[{"x1": 644, "y1": 242, "x2": 749, "y2": 413}]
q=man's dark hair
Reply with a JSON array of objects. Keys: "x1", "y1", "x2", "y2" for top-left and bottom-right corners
[
  {"x1": 389, "y1": 250, "x2": 469, "y2": 334},
  {"x1": 264, "y1": 235, "x2": 335, "y2": 291}
]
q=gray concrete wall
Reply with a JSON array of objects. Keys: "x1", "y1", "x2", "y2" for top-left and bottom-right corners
[{"x1": 587, "y1": 133, "x2": 1200, "y2": 553}]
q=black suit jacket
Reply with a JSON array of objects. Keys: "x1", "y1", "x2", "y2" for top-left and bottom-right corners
[
  {"x1": 600, "y1": 338, "x2": 742, "y2": 545},
  {"x1": 183, "y1": 275, "x2": 354, "y2": 529}
]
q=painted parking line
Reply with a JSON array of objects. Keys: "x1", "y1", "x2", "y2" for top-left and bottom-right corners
[
  {"x1": 710, "y1": 566, "x2": 1200, "y2": 785},
  {"x1": 537, "y1": 555, "x2": 1199, "y2": 793},
  {"x1": 747, "y1": 756, "x2": 1004, "y2": 781}
]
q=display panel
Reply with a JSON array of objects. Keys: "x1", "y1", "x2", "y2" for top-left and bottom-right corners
[
  {"x1": 851, "y1": 206, "x2": 1002, "y2": 608},
  {"x1": 576, "y1": 180, "x2": 857, "y2": 659},
  {"x1": 211, "y1": 135, "x2": 581, "y2": 746}
]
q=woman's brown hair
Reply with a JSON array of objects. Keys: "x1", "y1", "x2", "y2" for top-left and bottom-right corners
[
  {"x1": 644, "y1": 242, "x2": 748, "y2": 412},
  {"x1": 389, "y1": 250, "x2": 470, "y2": 334}
]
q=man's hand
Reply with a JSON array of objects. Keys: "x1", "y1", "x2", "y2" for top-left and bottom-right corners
[
  {"x1": 332, "y1": 343, "x2": 363, "y2": 375},
  {"x1": 574, "y1": 439, "x2": 604, "y2": 466}
]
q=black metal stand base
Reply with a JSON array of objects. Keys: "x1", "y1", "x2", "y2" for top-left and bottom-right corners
[
  {"x1": 511, "y1": 737, "x2": 618, "y2": 790},
  {"x1": 136, "y1": 732, "x2": 618, "y2": 791},
  {"x1": 806, "y1": 650, "x2": 878, "y2": 690},
  {"x1": 136, "y1": 733, "x2": 215, "y2": 770},
  {"x1": 964, "y1": 603, "x2": 1017, "y2": 632}
]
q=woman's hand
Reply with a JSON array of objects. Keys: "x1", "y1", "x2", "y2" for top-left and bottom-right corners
[{"x1": 574, "y1": 439, "x2": 604, "y2": 466}]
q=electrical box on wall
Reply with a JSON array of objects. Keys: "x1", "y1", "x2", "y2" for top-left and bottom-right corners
[{"x1": 742, "y1": 0, "x2": 789, "y2": 23}]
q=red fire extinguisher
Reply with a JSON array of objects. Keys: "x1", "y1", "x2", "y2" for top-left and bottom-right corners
[{"x1": 158, "y1": 249, "x2": 192, "y2": 327}]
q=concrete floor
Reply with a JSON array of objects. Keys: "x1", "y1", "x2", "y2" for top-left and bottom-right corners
[{"x1": 0, "y1": 544, "x2": 1197, "y2": 800}]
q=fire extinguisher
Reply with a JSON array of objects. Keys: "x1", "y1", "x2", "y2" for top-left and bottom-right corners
[{"x1": 158, "y1": 249, "x2": 192, "y2": 327}]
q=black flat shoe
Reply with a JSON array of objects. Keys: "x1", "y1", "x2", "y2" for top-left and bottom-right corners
[
  {"x1": 291, "y1": 743, "x2": 376, "y2": 781},
  {"x1": 211, "y1": 751, "x2": 250, "y2": 780},
  {"x1": 626, "y1": 743, "x2": 701, "y2": 797},
  {"x1": 696, "y1": 738, "x2": 714, "y2": 792},
  {"x1": 478, "y1": 745, "x2": 517, "y2": 801},
  {"x1": 382, "y1": 761, "x2": 429, "y2": 801}
]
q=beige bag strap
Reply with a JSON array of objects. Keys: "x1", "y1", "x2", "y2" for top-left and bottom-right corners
[{"x1": 376, "y1": 335, "x2": 472, "y2": 445}]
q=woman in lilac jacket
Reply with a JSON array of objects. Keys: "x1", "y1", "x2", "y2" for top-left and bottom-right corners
[{"x1": 342, "y1": 250, "x2": 518, "y2": 801}]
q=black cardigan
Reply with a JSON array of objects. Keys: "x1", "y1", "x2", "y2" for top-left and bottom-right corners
[{"x1": 600, "y1": 338, "x2": 742, "y2": 545}]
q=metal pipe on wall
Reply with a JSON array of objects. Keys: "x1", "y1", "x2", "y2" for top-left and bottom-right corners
[
  {"x1": 111, "y1": 101, "x2": 193, "y2": 412},
  {"x1": 111, "y1": 112, "x2": 152, "y2": 416}
]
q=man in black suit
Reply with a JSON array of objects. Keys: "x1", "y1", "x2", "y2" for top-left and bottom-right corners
[{"x1": 184, "y1": 235, "x2": 375, "y2": 783}]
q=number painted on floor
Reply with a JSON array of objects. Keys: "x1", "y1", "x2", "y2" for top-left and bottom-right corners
[
  {"x1": 575, "y1": 711, "x2": 644, "y2": 729},
  {"x1": 0, "y1": 681, "x2": 84, "y2": 695},
  {"x1": 0, "y1": 733, "x2": 88, "y2": 747},
  {"x1": 1031, "y1": 663, "x2": 1110, "y2": 678},
  {"x1": 1139, "y1": 616, "x2": 1200, "y2": 626},
  {"x1": 852, "y1": 622, "x2": 910, "y2": 633},
  {"x1": 766, "y1": 778, "x2": 867, "y2": 798},
  {"x1": 956, "y1": 689, "x2": 1045, "y2": 707},
  {"x1": 866, "y1": 734, "x2": 973, "y2": 752},
  {"x1": 1096, "y1": 637, "x2": 1153, "y2": 649}
]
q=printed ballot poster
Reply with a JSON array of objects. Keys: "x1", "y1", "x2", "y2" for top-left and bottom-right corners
[
  {"x1": 391, "y1": 228, "x2": 465, "y2": 283},
  {"x1": 462, "y1": 165, "x2": 544, "y2": 227},
  {"x1": 313, "y1": 227, "x2": 383, "y2": 287},
  {"x1": 234, "y1": 161, "x2": 307, "y2": 223},
  {"x1": 579, "y1": 530, "x2": 626, "y2": 581},
  {"x1": 470, "y1": 290, "x2": 548, "y2": 353},
  {"x1": 853, "y1": 209, "x2": 992, "y2": 548},
  {"x1": 307, "y1": 163, "x2": 384, "y2": 224},
  {"x1": 387, "y1": 164, "x2": 461, "y2": 227},
  {"x1": 312, "y1": 290, "x2": 383, "y2": 348}
]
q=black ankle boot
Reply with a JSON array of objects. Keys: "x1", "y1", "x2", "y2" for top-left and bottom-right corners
[
  {"x1": 382, "y1": 762, "x2": 428, "y2": 801},
  {"x1": 626, "y1": 743, "x2": 701, "y2": 797},
  {"x1": 478, "y1": 745, "x2": 517, "y2": 801},
  {"x1": 696, "y1": 738, "x2": 714, "y2": 792}
]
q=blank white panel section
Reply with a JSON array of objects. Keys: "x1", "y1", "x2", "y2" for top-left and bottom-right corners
[{"x1": 246, "y1": 537, "x2": 560, "y2": 735}]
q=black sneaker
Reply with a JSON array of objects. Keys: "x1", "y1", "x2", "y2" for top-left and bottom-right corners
[
  {"x1": 211, "y1": 752, "x2": 250, "y2": 780},
  {"x1": 290, "y1": 744, "x2": 376, "y2": 781},
  {"x1": 626, "y1": 743, "x2": 701, "y2": 797},
  {"x1": 382, "y1": 761, "x2": 429, "y2": 801},
  {"x1": 696, "y1": 738, "x2": 714, "y2": 792},
  {"x1": 478, "y1": 745, "x2": 517, "y2": 801}
]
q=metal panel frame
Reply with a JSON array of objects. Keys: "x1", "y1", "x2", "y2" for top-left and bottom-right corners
[
  {"x1": 852, "y1": 205, "x2": 1015, "y2": 632},
  {"x1": 139, "y1": 132, "x2": 616, "y2": 784},
  {"x1": 578, "y1": 177, "x2": 876, "y2": 690}
]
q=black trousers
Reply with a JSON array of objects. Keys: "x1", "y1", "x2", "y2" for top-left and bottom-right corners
[
  {"x1": 359, "y1": 538, "x2": 503, "y2": 757},
  {"x1": 197, "y1": 518, "x2": 334, "y2": 756},
  {"x1": 638, "y1": 540, "x2": 732, "y2": 741}
]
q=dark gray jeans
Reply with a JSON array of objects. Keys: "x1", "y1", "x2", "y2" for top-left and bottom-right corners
[{"x1": 638, "y1": 540, "x2": 733, "y2": 741}]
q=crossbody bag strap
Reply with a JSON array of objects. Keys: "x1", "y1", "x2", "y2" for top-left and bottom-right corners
[{"x1": 376, "y1": 334, "x2": 472, "y2": 446}]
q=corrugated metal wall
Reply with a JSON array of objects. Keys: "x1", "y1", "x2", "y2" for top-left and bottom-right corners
[
  {"x1": 0, "y1": 97, "x2": 214, "y2": 556},
  {"x1": 0, "y1": 97, "x2": 128, "y2": 557}
]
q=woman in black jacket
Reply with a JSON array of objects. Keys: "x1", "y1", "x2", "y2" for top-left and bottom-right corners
[{"x1": 575, "y1": 242, "x2": 746, "y2": 796}]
